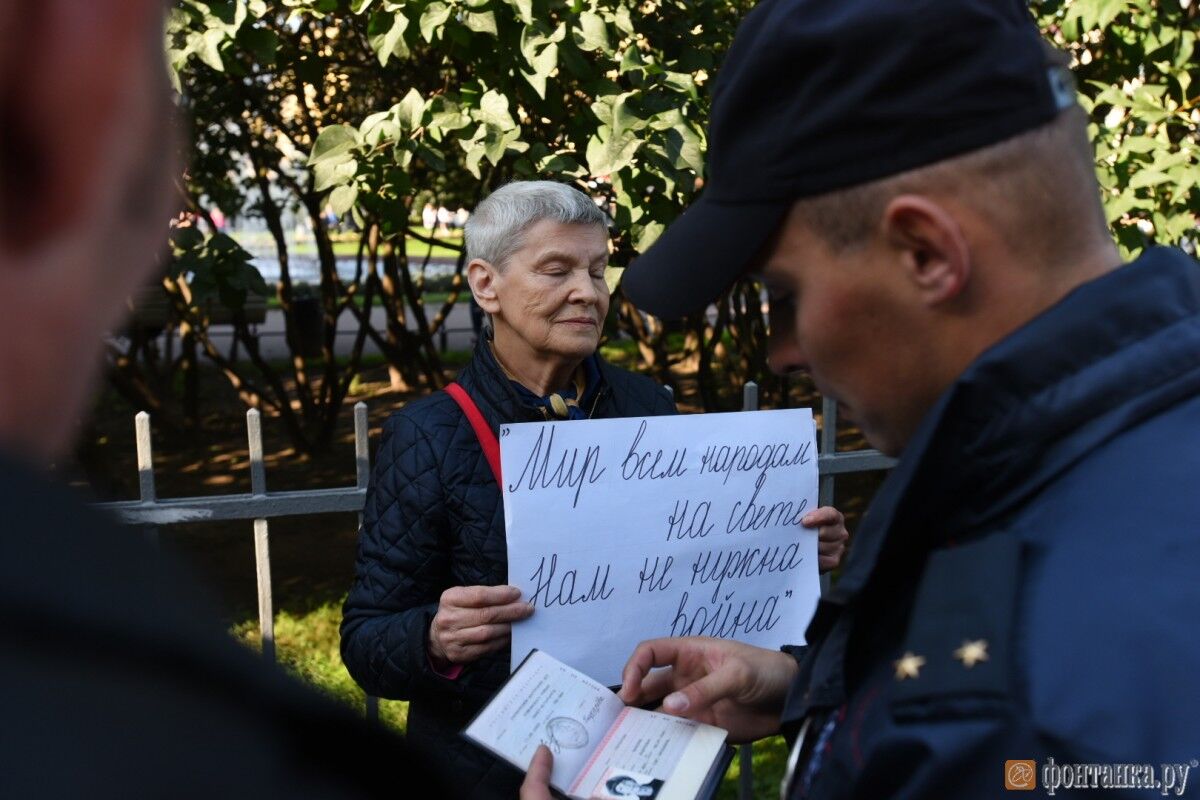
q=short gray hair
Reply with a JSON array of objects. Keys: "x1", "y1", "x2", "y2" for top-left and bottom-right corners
[{"x1": 465, "y1": 181, "x2": 608, "y2": 269}]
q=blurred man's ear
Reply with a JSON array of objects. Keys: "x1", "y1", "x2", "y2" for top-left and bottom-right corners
[{"x1": 0, "y1": 0, "x2": 164, "y2": 254}]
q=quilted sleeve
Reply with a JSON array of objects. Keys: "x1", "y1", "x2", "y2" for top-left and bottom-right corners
[
  {"x1": 340, "y1": 411, "x2": 460, "y2": 700},
  {"x1": 652, "y1": 384, "x2": 679, "y2": 416}
]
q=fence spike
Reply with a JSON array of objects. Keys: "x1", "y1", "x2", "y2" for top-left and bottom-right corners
[
  {"x1": 738, "y1": 744, "x2": 754, "y2": 800},
  {"x1": 135, "y1": 411, "x2": 159, "y2": 547},
  {"x1": 354, "y1": 402, "x2": 369, "y2": 489},
  {"x1": 742, "y1": 381, "x2": 759, "y2": 412},
  {"x1": 247, "y1": 408, "x2": 266, "y2": 496},
  {"x1": 135, "y1": 411, "x2": 156, "y2": 503},
  {"x1": 254, "y1": 518, "x2": 275, "y2": 663},
  {"x1": 246, "y1": 409, "x2": 274, "y2": 661}
]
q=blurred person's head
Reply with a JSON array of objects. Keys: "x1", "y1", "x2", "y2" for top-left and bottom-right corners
[
  {"x1": 466, "y1": 181, "x2": 611, "y2": 393},
  {"x1": 623, "y1": 0, "x2": 1120, "y2": 456},
  {"x1": 0, "y1": 0, "x2": 177, "y2": 463}
]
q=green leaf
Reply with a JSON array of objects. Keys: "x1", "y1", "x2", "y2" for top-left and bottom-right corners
[
  {"x1": 634, "y1": 221, "x2": 664, "y2": 252},
  {"x1": 521, "y1": 40, "x2": 558, "y2": 98},
  {"x1": 508, "y1": 0, "x2": 533, "y2": 25},
  {"x1": 1127, "y1": 169, "x2": 1171, "y2": 189},
  {"x1": 612, "y1": 6, "x2": 634, "y2": 36},
  {"x1": 479, "y1": 90, "x2": 516, "y2": 129},
  {"x1": 396, "y1": 88, "x2": 426, "y2": 131},
  {"x1": 465, "y1": 9, "x2": 498, "y2": 36},
  {"x1": 483, "y1": 125, "x2": 523, "y2": 164},
  {"x1": 367, "y1": 10, "x2": 409, "y2": 65},
  {"x1": 312, "y1": 155, "x2": 358, "y2": 192},
  {"x1": 604, "y1": 266, "x2": 624, "y2": 294},
  {"x1": 1069, "y1": 0, "x2": 1126, "y2": 31},
  {"x1": 205, "y1": 1, "x2": 238, "y2": 27},
  {"x1": 197, "y1": 28, "x2": 227, "y2": 71},
  {"x1": 1102, "y1": 192, "x2": 1142, "y2": 223},
  {"x1": 420, "y1": 2, "x2": 452, "y2": 43},
  {"x1": 1152, "y1": 150, "x2": 1191, "y2": 171},
  {"x1": 428, "y1": 96, "x2": 470, "y2": 132},
  {"x1": 461, "y1": 129, "x2": 488, "y2": 178},
  {"x1": 361, "y1": 113, "x2": 402, "y2": 146},
  {"x1": 1164, "y1": 209, "x2": 1197, "y2": 242},
  {"x1": 329, "y1": 185, "x2": 359, "y2": 215},
  {"x1": 1176, "y1": 32, "x2": 1195, "y2": 69},
  {"x1": 661, "y1": 113, "x2": 704, "y2": 173},
  {"x1": 619, "y1": 46, "x2": 643, "y2": 74},
  {"x1": 350, "y1": 0, "x2": 375, "y2": 12},
  {"x1": 575, "y1": 11, "x2": 610, "y2": 53},
  {"x1": 537, "y1": 152, "x2": 586, "y2": 177},
  {"x1": 586, "y1": 125, "x2": 640, "y2": 176},
  {"x1": 1119, "y1": 136, "x2": 1163, "y2": 154},
  {"x1": 414, "y1": 142, "x2": 447, "y2": 171},
  {"x1": 309, "y1": 124, "x2": 359, "y2": 164}
]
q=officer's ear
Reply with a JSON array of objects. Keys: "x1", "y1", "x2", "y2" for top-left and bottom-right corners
[
  {"x1": 468, "y1": 258, "x2": 502, "y2": 315},
  {"x1": 880, "y1": 195, "x2": 971, "y2": 307}
]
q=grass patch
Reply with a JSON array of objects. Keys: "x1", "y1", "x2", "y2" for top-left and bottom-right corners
[
  {"x1": 717, "y1": 738, "x2": 789, "y2": 800},
  {"x1": 231, "y1": 596, "x2": 409, "y2": 732},
  {"x1": 230, "y1": 595, "x2": 788, "y2": 796}
]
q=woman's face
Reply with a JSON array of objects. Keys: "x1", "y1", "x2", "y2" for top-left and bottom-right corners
[{"x1": 474, "y1": 219, "x2": 610, "y2": 369}]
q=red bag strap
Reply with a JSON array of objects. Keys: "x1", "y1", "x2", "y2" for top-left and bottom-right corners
[{"x1": 444, "y1": 382, "x2": 502, "y2": 486}]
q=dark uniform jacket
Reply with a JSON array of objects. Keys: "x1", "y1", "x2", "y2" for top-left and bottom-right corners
[
  {"x1": 0, "y1": 452, "x2": 438, "y2": 799},
  {"x1": 341, "y1": 338, "x2": 676, "y2": 798},
  {"x1": 785, "y1": 247, "x2": 1200, "y2": 799}
]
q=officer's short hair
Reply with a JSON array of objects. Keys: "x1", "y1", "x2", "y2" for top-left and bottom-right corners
[{"x1": 793, "y1": 107, "x2": 1108, "y2": 263}]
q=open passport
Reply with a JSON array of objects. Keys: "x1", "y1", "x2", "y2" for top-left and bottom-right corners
[{"x1": 463, "y1": 650, "x2": 733, "y2": 800}]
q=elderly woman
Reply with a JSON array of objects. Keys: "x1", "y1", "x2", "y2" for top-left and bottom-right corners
[{"x1": 341, "y1": 181, "x2": 849, "y2": 798}]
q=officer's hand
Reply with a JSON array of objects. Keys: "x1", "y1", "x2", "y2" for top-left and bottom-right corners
[
  {"x1": 428, "y1": 585, "x2": 533, "y2": 666},
  {"x1": 618, "y1": 637, "x2": 798, "y2": 744},
  {"x1": 520, "y1": 745, "x2": 554, "y2": 800},
  {"x1": 803, "y1": 506, "x2": 849, "y2": 573}
]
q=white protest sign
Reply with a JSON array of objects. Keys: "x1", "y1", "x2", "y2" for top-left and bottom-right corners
[{"x1": 500, "y1": 409, "x2": 820, "y2": 686}]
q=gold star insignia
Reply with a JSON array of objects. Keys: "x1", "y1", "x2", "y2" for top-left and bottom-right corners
[
  {"x1": 893, "y1": 651, "x2": 926, "y2": 680},
  {"x1": 953, "y1": 639, "x2": 989, "y2": 669}
]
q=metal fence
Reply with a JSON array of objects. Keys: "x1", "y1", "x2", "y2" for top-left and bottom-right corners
[{"x1": 95, "y1": 383, "x2": 895, "y2": 798}]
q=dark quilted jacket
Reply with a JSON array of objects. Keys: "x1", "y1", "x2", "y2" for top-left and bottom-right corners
[{"x1": 341, "y1": 337, "x2": 675, "y2": 798}]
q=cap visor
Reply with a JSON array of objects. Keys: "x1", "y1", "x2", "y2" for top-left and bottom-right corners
[{"x1": 623, "y1": 197, "x2": 787, "y2": 319}]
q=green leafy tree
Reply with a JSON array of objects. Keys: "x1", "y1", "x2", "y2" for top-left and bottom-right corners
[
  {"x1": 163, "y1": 0, "x2": 465, "y2": 452},
  {"x1": 309, "y1": 0, "x2": 764, "y2": 406},
  {"x1": 1037, "y1": 0, "x2": 1199, "y2": 256},
  {"x1": 150, "y1": 0, "x2": 1198, "y2": 429}
]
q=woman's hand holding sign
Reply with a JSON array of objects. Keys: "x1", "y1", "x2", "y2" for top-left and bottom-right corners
[
  {"x1": 805, "y1": 505, "x2": 849, "y2": 573},
  {"x1": 428, "y1": 585, "x2": 533, "y2": 667}
]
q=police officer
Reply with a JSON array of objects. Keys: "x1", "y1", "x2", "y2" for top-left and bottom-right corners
[{"x1": 521, "y1": 0, "x2": 1200, "y2": 797}]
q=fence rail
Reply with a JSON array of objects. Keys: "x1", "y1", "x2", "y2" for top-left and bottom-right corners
[{"x1": 95, "y1": 385, "x2": 896, "y2": 799}]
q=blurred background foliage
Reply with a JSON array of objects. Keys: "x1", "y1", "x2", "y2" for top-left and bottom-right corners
[{"x1": 135, "y1": 0, "x2": 1198, "y2": 452}]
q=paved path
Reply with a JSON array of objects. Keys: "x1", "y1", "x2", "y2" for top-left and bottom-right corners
[{"x1": 199, "y1": 303, "x2": 480, "y2": 361}]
